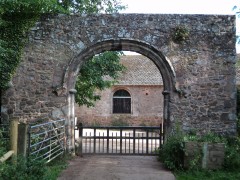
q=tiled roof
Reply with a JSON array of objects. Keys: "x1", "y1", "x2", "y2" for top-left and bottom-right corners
[
  {"x1": 116, "y1": 55, "x2": 163, "y2": 85},
  {"x1": 106, "y1": 55, "x2": 240, "y2": 86}
]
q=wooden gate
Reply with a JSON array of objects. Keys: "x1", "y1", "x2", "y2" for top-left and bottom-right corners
[{"x1": 75, "y1": 124, "x2": 163, "y2": 155}]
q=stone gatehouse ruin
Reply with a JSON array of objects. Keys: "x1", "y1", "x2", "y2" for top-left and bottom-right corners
[{"x1": 1, "y1": 14, "x2": 237, "y2": 151}]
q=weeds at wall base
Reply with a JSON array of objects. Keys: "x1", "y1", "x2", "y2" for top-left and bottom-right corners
[
  {"x1": 175, "y1": 169, "x2": 240, "y2": 180},
  {"x1": 158, "y1": 131, "x2": 240, "y2": 179},
  {"x1": 0, "y1": 153, "x2": 70, "y2": 180}
]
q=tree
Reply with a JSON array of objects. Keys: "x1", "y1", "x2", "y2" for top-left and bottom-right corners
[
  {"x1": 233, "y1": 5, "x2": 240, "y2": 50},
  {"x1": 57, "y1": 0, "x2": 127, "y2": 107},
  {"x1": 58, "y1": 0, "x2": 126, "y2": 13},
  {"x1": 0, "y1": 0, "x2": 126, "y2": 112},
  {"x1": 75, "y1": 51, "x2": 126, "y2": 107},
  {"x1": 0, "y1": 0, "x2": 126, "y2": 90}
]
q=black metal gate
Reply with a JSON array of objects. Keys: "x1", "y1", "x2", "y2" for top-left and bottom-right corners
[{"x1": 75, "y1": 124, "x2": 163, "y2": 155}]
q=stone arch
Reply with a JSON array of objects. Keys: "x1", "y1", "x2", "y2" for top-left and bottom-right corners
[
  {"x1": 65, "y1": 39, "x2": 176, "y2": 151},
  {"x1": 64, "y1": 39, "x2": 176, "y2": 93}
]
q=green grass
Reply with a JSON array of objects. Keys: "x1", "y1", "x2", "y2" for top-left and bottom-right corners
[
  {"x1": 1, "y1": 128, "x2": 69, "y2": 180},
  {"x1": 175, "y1": 170, "x2": 240, "y2": 180},
  {"x1": 0, "y1": 154, "x2": 70, "y2": 180},
  {"x1": 173, "y1": 136, "x2": 240, "y2": 180},
  {"x1": 44, "y1": 155, "x2": 71, "y2": 180}
]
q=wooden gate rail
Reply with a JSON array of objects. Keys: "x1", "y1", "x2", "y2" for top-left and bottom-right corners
[
  {"x1": 0, "y1": 151, "x2": 14, "y2": 163},
  {"x1": 76, "y1": 124, "x2": 163, "y2": 156}
]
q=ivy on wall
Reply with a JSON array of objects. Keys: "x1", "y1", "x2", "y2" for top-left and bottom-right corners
[
  {"x1": 0, "y1": 0, "x2": 64, "y2": 90},
  {"x1": 0, "y1": 0, "x2": 126, "y2": 90}
]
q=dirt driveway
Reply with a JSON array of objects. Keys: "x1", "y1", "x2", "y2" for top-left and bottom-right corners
[{"x1": 58, "y1": 155, "x2": 175, "y2": 180}]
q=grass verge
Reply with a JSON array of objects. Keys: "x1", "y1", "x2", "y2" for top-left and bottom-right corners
[{"x1": 175, "y1": 170, "x2": 240, "y2": 180}]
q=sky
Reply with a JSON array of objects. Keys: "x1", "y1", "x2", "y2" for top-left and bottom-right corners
[
  {"x1": 120, "y1": 0, "x2": 237, "y2": 15},
  {"x1": 119, "y1": 0, "x2": 239, "y2": 53}
]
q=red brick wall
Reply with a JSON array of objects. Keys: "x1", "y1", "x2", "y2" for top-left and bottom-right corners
[{"x1": 75, "y1": 85, "x2": 163, "y2": 126}]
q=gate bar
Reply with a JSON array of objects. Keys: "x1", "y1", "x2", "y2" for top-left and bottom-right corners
[{"x1": 77, "y1": 125, "x2": 163, "y2": 155}]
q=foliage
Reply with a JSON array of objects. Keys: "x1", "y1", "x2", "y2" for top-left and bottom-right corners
[
  {"x1": 159, "y1": 91, "x2": 240, "y2": 177},
  {"x1": 224, "y1": 137, "x2": 240, "y2": 171},
  {"x1": 0, "y1": 0, "x2": 126, "y2": 90},
  {"x1": 172, "y1": 25, "x2": 189, "y2": 44},
  {"x1": 0, "y1": 126, "x2": 9, "y2": 157},
  {"x1": 238, "y1": 118, "x2": 240, "y2": 137},
  {"x1": 237, "y1": 89, "x2": 240, "y2": 136},
  {"x1": 158, "y1": 126, "x2": 227, "y2": 171},
  {"x1": 184, "y1": 131, "x2": 225, "y2": 143},
  {"x1": 0, "y1": 154, "x2": 69, "y2": 180},
  {"x1": 158, "y1": 134, "x2": 185, "y2": 170},
  {"x1": 173, "y1": 133, "x2": 240, "y2": 179},
  {"x1": 0, "y1": 0, "x2": 65, "y2": 90},
  {"x1": 176, "y1": 170, "x2": 240, "y2": 180},
  {"x1": 0, "y1": 156, "x2": 46, "y2": 180},
  {"x1": 158, "y1": 126, "x2": 185, "y2": 170},
  {"x1": 58, "y1": 0, "x2": 126, "y2": 14},
  {"x1": 233, "y1": 5, "x2": 240, "y2": 45},
  {"x1": 44, "y1": 154, "x2": 70, "y2": 179},
  {"x1": 75, "y1": 51, "x2": 126, "y2": 107}
]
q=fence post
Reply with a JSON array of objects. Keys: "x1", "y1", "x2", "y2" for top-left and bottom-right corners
[
  {"x1": 18, "y1": 123, "x2": 28, "y2": 157},
  {"x1": 75, "y1": 123, "x2": 83, "y2": 156},
  {"x1": 10, "y1": 118, "x2": 19, "y2": 159}
]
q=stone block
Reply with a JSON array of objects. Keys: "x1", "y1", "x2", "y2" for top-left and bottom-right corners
[{"x1": 184, "y1": 141, "x2": 225, "y2": 170}]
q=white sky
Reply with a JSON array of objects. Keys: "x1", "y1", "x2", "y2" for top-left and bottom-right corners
[
  {"x1": 119, "y1": 0, "x2": 240, "y2": 54},
  {"x1": 120, "y1": 0, "x2": 237, "y2": 15}
]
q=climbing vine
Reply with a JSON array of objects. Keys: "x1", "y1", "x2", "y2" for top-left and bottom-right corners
[
  {"x1": 0, "y1": 0, "x2": 64, "y2": 90},
  {"x1": 0, "y1": 0, "x2": 126, "y2": 90}
]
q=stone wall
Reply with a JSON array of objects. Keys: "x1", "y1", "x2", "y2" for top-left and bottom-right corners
[
  {"x1": 1, "y1": 42, "x2": 71, "y2": 123},
  {"x1": 76, "y1": 85, "x2": 163, "y2": 126},
  {"x1": 1, "y1": 14, "x2": 237, "y2": 138}
]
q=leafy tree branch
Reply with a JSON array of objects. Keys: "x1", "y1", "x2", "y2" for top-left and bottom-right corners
[{"x1": 75, "y1": 51, "x2": 126, "y2": 107}]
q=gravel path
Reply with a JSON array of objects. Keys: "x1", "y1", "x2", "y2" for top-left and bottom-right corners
[{"x1": 58, "y1": 155, "x2": 175, "y2": 180}]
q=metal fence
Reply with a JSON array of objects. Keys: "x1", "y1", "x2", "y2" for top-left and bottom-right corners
[
  {"x1": 76, "y1": 124, "x2": 163, "y2": 155},
  {"x1": 28, "y1": 119, "x2": 66, "y2": 163}
]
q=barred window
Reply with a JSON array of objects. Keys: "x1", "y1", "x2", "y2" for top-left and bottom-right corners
[{"x1": 113, "y1": 90, "x2": 131, "y2": 114}]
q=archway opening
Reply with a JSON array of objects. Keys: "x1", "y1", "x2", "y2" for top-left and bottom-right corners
[{"x1": 65, "y1": 39, "x2": 176, "y2": 153}]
